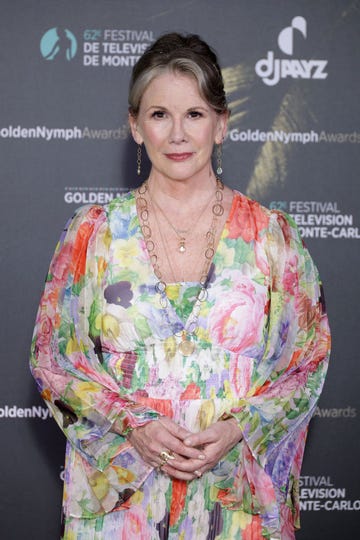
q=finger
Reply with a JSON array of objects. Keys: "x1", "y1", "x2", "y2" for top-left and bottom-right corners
[
  {"x1": 164, "y1": 461, "x2": 206, "y2": 480},
  {"x1": 147, "y1": 431, "x2": 206, "y2": 461},
  {"x1": 158, "y1": 417, "x2": 194, "y2": 441},
  {"x1": 161, "y1": 463, "x2": 197, "y2": 481},
  {"x1": 155, "y1": 449, "x2": 207, "y2": 475},
  {"x1": 150, "y1": 422, "x2": 207, "y2": 460},
  {"x1": 183, "y1": 429, "x2": 216, "y2": 448},
  {"x1": 129, "y1": 419, "x2": 206, "y2": 464},
  {"x1": 167, "y1": 454, "x2": 208, "y2": 474},
  {"x1": 167, "y1": 437, "x2": 207, "y2": 460},
  {"x1": 183, "y1": 420, "x2": 241, "y2": 449}
]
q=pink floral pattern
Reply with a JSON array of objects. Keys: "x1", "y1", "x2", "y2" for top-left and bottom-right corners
[{"x1": 208, "y1": 271, "x2": 267, "y2": 353}]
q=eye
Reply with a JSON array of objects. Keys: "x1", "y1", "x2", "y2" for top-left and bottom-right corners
[
  {"x1": 151, "y1": 110, "x2": 166, "y2": 119},
  {"x1": 188, "y1": 110, "x2": 203, "y2": 119}
]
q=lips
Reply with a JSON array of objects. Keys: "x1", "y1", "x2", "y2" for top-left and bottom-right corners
[{"x1": 165, "y1": 152, "x2": 193, "y2": 161}]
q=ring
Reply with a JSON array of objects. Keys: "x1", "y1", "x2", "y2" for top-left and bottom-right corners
[{"x1": 159, "y1": 450, "x2": 174, "y2": 462}]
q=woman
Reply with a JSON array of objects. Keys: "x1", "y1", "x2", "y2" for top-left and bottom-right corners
[{"x1": 30, "y1": 33, "x2": 330, "y2": 539}]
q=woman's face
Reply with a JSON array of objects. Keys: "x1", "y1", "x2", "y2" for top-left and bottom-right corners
[{"x1": 129, "y1": 71, "x2": 227, "y2": 184}]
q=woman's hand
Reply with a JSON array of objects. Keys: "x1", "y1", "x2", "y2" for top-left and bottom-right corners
[
  {"x1": 170, "y1": 418, "x2": 243, "y2": 477},
  {"x1": 128, "y1": 417, "x2": 242, "y2": 480},
  {"x1": 127, "y1": 416, "x2": 207, "y2": 480}
]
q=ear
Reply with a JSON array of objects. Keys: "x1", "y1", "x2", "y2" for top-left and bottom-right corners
[
  {"x1": 128, "y1": 113, "x2": 144, "y2": 144},
  {"x1": 215, "y1": 112, "x2": 229, "y2": 144}
]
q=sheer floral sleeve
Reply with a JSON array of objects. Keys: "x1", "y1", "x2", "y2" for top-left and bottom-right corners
[
  {"x1": 30, "y1": 205, "x2": 159, "y2": 516},
  {"x1": 223, "y1": 209, "x2": 330, "y2": 532}
]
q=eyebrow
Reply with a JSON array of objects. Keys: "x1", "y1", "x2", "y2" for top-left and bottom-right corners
[{"x1": 144, "y1": 105, "x2": 209, "y2": 113}]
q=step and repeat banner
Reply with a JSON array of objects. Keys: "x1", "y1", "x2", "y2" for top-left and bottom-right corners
[{"x1": 1, "y1": 1, "x2": 359, "y2": 538}]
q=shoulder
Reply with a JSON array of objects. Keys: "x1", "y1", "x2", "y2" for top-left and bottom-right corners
[
  {"x1": 230, "y1": 190, "x2": 303, "y2": 244},
  {"x1": 104, "y1": 190, "x2": 136, "y2": 215},
  {"x1": 67, "y1": 191, "x2": 136, "y2": 232},
  {"x1": 230, "y1": 190, "x2": 296, "y2": 227},
  {"x1": 227, "y1": 190, "x2": 272, "y2": 243},
  {"x1": 227, "y1": 191, "x2": 312, "y2": 271},
  {"x1": 101, "y1": 190, "x2": 138, "y2": 240}
]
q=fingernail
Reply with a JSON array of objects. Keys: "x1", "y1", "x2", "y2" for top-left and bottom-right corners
[
  {"x1": 194, "y1": 470, "x2": 202, "y2": 477},
  {"x1": 198, "y1": 454, "x2": 206, "y2": 460},
  {"x1": 184, "y1": 438, "x2": 191, "y2": 446}
]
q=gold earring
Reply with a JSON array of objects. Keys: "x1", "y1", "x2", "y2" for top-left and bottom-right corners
[
  {"x1": 137, "y1": 144, "x2": 142, "y2": 176},
  {"x1": 216, "y1": 143, "x2": 223, "y2": 177}
]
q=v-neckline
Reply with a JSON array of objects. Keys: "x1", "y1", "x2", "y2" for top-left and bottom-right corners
[
  {"x1": 132, "y1": 189, "x2": 239, "y2": 333},
  {"x1": 133, "y1": 188, "x2": 237, "y2": 287}
]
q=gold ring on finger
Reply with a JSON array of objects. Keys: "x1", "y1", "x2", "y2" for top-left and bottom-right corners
[{"x1": 159, "y1": 450, "x2": 174, "y2": 462}]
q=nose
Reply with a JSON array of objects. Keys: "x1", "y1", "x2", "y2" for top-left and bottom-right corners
[{"x1": 169, "y1": 117, "x2": 186, "y2": 144}]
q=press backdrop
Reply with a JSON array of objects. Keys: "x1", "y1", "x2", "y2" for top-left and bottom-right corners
[{"x1": 1, "y1": 1, "x2": 359, "y2": 538}]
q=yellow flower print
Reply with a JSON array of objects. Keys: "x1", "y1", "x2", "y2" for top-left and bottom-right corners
[
  {"x1": 101, "y1": 314, "x2": 120, "y2": 338},
  {"x1": 210, "y1": 387, "x2": 217, "y2": 399},
  {"x1": 66, "y1": 336, "x2": 85, "y2": 355},
  {"x1": 75, "y1": 381, "x2": 102, "y2": 401},
  {"x1": 95, "y1": 313, "x2": 102, "y2": 332},
  {"x1": 63, "y1": 532, "x2": 77, "y2": 540},
  {"x1": 216, "y1": 241, "x2": 235, "y2": 268},
  {"x1": 209, "y1": 484, "x2": 218, "y2": 501},
  {"x1": 97, "y1": 256, "x2": 107, "y2": 284},
  {"x1": 128, "y1": 490, "x2": 144, "y2": 505},
  {"x1": 103, "y1": 226, "x2": 112, "y2": 249},
  {"x1": 89, "y1": 472, "x2": 110, "y2": 501},
  {"x1": 165, "y1": 284, "x2": 180, "y2": 301},
  {"x1": 116, "y1": 467, "x2": 136, "y2": 485},
  {"x1": 163, "y1": 336, "x2": 177, "y2": 360},
  {"x1": 230, "y1": 509, "x2": 253, "y2": 532},
  {"x1": 113, "y1": 237, "x2": 139, "y2": 267},
  {"x1": 223, "y1": 379, "x2": 234, "y2": 400},
  {"x1": 196, "y1": 326, "x2": 210, "y2": 342},
  {"x1": 198, "y1": 400, "x2": 215, "y2": 430}
]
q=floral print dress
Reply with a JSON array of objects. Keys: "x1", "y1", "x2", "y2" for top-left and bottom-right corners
[{"x1": 30, "y1": 190, "x2": 330, "y2": 540}]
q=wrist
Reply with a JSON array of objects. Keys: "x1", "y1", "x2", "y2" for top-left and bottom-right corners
[{"x1": 224, "y1": 417, "x2": 242, "y2": 443}]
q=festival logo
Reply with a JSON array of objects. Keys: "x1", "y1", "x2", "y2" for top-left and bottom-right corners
[
  {"x1": 64, "y1": 186, "x2": 128, "y2": 205},
  {"x1": 269, "y1": 201, "x2": 360, "y2": 239},
  {"x1": 300, "y1": 475, "x2": 360, "y2": 512},
  {"x1": 255, "y1": 16, "x2": 328, "y2": 86},
  {"x1": 39, "y1": 27, "x2": 153, "y2": 67},
  {"x1": 40, "y1": 27, "x2": 78, "y2": 61},
  {"x1": 82, "y1": 28, "x2": 153, "y2": 67}
]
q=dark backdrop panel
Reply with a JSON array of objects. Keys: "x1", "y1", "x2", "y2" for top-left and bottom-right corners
[{"x1": 1, "y1": 1, "x2": 359, "y2": 538}]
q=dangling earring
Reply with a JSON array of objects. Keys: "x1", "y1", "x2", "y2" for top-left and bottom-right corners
[
  {"x1": 137, "y1": 144, "x2": 142, "y2": 176},
  {"x1": 216, "y1": 142, "x2": 223, "y2": 177}
]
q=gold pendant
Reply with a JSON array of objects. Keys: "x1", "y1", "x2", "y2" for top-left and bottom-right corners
[
  {"x1": 178, "y1": 336, "x2": 195, "y2": 356},
  {"x1": 178, "y1": 238, "x2": 186, "y2": 253}
]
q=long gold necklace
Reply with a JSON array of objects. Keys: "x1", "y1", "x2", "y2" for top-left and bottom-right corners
[
  {"x1": 151, "y1": 190, "x2": 215, "y2": 254},
  {"x1": 136, "y1": 179, "x2": 224, "y2": 356}
]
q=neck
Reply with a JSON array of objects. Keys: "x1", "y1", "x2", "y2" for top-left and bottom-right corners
[
  {"x1": 146, "y1": 171, "x2": 218, "y2": 206},
  {"x1": 135, "y1": 177, "x2": 226, "y2": 286}
]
